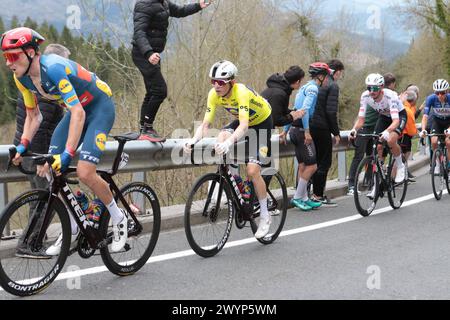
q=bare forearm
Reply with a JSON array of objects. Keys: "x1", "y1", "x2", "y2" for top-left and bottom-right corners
[
  {"x1": 387, "y1": 119, "x2": 399, "y2": 132},
  {"x1": 193, "y1": 122, "x2": 210, "y2": 142},
  {"x1": 352, "y1": 117, "x2": 365, "y2": 131},
  {"x1": 228, "y1": 123, "x2": 248, "y2": 144},
  {"x1": 22, "y1": 108, "x2": 42, "y2": 142}
]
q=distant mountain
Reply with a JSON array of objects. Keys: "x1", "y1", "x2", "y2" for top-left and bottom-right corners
[{"x1": 1, "y1": 0, "x2": 414, "y2": 58}]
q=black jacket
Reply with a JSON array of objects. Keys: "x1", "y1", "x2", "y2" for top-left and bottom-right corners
[
  {"x1": 14, "y1": 97, "x2": 64, "y2": 154},
  {"x1": 132, "y1": 0, "x2": 202, "y2": 59},
  {"x1": 260, "y1": 73, "x2": 294, "y2": 127},
  {"x1": 310, "y1": 75, "x2": 340, "y2": 136}
]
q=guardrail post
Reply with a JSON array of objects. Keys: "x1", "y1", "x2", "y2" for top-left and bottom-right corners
[
  {"x1": 338, "y1": 151, "x2": 347, "y2": 182},
  {"x1": 132, "y1": 172, "x2": 147, "y2": 215},
  {"x1": 0, "y1": 183, "x2": 9, "y2": 237}
]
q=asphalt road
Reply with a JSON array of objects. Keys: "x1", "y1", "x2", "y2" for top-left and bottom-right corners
[{"x1": 1, "y1": 166, "x2": 450, "y2": 300}]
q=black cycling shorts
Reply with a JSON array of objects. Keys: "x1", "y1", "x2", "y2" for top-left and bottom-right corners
[
  {"x1": 289, "y1": 127, "x2": 317, "y2": 166},
  {"x1": 431, "y1": 117, "x2": 450, "y2": 134},
  {"x1": 374, "y1": 110, "x2": 407, "y2": 136},
  {"x1": 222, "y1": 116, "x2": 273, "y2": 167},
  {"x1": 399, "y1": 134, "x2": 412, "y2": 153}
]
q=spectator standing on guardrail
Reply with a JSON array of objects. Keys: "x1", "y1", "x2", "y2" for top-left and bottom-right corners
[
  {"x1": 13, "y1": 44, "x2": 68, "y2": 258},
  {"x1": 400, "y1": 90, "x2": 419, "y2": 183},
  {"x1": 309, "y1": 59, "x2": 344, "y2": 207},
  {"x1": 260, "y1": 65, "x2": 305, "y2": 132},
  {"x1": 132, "y1": 0, "x2": 212, "y2": 143}
]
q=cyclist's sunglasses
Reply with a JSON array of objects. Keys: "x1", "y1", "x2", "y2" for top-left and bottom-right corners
[
  {"x1": 367, "y1": 86, "x2": 382, "y2": 93},
  {"x1": 435, "y1": 91, "x2": 446, "y2": 96},
  {"x1": 211, "y1": 79, "x2": 231, "y2": 87},
  {"x1": 2, "y1": 51, "x2": 24, "y2": 63}
]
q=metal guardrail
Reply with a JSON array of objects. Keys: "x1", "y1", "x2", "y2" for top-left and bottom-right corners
[{"x1": 0, "y1": 125, "x2": 426, "y2": 211}]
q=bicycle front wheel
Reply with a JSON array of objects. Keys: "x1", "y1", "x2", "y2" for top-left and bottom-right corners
[
  {"x1": 354, "y1": 156, "x2": 379, "y2": 216},
  {"x1": 251, "y1": 172, "x2": 288, "y2": 244},
  {"x1": 184, "y1": 173, "x2": 234, "y2": 258},
  {"x1": 0, "y1": 190, "x2": 70, "y2": 297},
  {"x1": 387, "y1": 156, "x2": 408, "y2": 209},
  {"x1": 100, "y1": 182, "x2": 161, "y2": 276},
  {"x1": 431, "y1": 149, "x2": 445, "y2": 200}
]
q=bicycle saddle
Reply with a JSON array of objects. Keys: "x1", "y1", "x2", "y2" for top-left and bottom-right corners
[{"x1": 112, "y1": 132, "x2": 141, "y2": 142}]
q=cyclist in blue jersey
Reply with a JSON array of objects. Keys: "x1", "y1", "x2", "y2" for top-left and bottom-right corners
[
  {"x1": 284, "y1": 62, "x2": 331, "y2": 212},
  {"x1": 1, "y1": 27, "x2": 128, "y2": 255},
  {"x1": 419, "y1": 79, "x2": 450, "y2": 172}
]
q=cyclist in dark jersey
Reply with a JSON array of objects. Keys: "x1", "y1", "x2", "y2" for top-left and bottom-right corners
[
  {"x1": 419, "y1": 79, "x2": 450, "y2": 172},
  {"x1": 1, "y1": 27, "x2": 128, "y2": 255}
]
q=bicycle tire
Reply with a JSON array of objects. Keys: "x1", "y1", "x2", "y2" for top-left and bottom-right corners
[
  {"x1": 387, "y1": 155, "x2": 408, "y2": 209},
  {"x1": 354, "y1": 156, "x2": 379, "y2": 217},
  {"x1": 431, "y1": 149, "x2": 444, "y2": 200},
  {"x1": 100, "y1": 182, "x2": 161, "y2": 276},
  {"x1": 0, "y1": 190, "x2": 71, "y2": 297},
  {"x1": 446, "y1": 156, "x2": 450, "y2": 195},
  {"x1": 250, "y1": 173, "x2": 288, "y2": 245},
  {"x1": 184, "y1": 173, "x2": 234, "y2": 258}
]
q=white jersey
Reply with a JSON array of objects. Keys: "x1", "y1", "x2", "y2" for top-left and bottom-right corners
[{"x1": 359, "y1": 88, "x2": 404, "y2": 119}]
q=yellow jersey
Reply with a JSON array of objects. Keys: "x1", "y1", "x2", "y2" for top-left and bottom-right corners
[{"x1": 204, "y1": 83, "x2": 272, "y2": 126}]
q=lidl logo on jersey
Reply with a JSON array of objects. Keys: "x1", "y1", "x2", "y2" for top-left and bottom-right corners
[
  {"x1": 96, "y1": 79, "x2": 112, "y2": 97},
  {"x1": 95, "y1": 132, "x2": 107, "y2": 151},
  {"x1": 58, "y1": 79, "x2": 73, "y2": 94}
]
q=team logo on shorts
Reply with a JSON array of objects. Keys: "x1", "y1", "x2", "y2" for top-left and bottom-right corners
[
  {"x1": 259, "y1": 146, "x2": 269, "y2": 158},
  {"x1": 95, "y1": 133, "x2": 107, "y2": 151},
  {"x1": 58, "y1": 79, "x2": 73, "y2": 94}
]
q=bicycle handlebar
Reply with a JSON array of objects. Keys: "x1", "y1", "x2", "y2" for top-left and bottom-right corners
[
  {"x1": 7, "y1": 147, "x2": 36, "y2": 175},
  {"x1": 6, "y1": 146, "x2": 79, "y2": 184}
]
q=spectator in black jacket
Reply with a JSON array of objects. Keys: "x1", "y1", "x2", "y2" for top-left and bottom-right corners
[
  {"x1": 14, "y1": 44, "x2": 67, "y2": 258},
  {"x1": 310, "y1": 59, "x2": 345, "y2": 207},
  {"x1": 132, "y1": 0, "x2": 212, "y2": 142},
  {"x1": 260, "y1": 66, "x2": 306, "y2": 141}
]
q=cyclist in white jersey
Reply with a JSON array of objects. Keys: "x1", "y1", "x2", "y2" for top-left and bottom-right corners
[{"x1": 350, "y1": 73, "x2": 408, "y2": 185}]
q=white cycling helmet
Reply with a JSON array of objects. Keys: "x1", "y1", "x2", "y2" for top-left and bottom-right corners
[
  {"x1": 365, "y1": 73, "x2": 385, "y2": 86},
  {"x1": 432, "y1": 79, "x2": 449, "y2": 92},
  {"x1": 209, "y1": 60, "x2": 238, "y2": 80}
]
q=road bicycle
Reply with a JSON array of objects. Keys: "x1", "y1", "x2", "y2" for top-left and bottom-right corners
[
  {"x1": 428, "y1": 133, "x2": 450, "y2": 200},
  {"x1": 184, "y1": 148, "x2": 288, "y2": 258},
  {"x1": 0, "y1": 132, "x2": 161, "y2": 296},
  {"x1": 353, "y1": 133, "x2": 408, "y2": 216}
]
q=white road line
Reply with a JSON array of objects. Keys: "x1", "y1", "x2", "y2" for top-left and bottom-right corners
[{"x1": 0, "y1": 190, "x2": 447, "y2": 291}]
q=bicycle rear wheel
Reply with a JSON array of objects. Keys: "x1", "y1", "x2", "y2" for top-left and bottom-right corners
[
  {"x1": 387, "y1": 156, "x2": 408, "y2": 209},
  {"x1": 354, "y1": 156, "x2": 379, "y2": 216},
  {"x1": 0, "y1": 190, "x2": 70, "y2": 296},
  {"x1": 184, "y1": 173, "x2": 234, "y2": 258},
  {"x1": 431, "y1": 149, "x2": 445, "y2": 200},
  {"x1": 100, "y1": 182, "x2": 161, "y2": 276},
  {"x1": 250, "y1": 172, "x2": 288, "y2": 244}
]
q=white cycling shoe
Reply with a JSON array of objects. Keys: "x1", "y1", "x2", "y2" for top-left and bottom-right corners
[
  {"x1": 46, "y1": 230, "x2": 79, "y2": 256},
  {"x1": 255, "y1": 217, "x2": 272, "y2": 239},
  {"x1": 111, "y1": 211, "x2": 128, "y2": 253},
  {"x1": 395, "y1": 165, "x2": 406, "y2": 183}
]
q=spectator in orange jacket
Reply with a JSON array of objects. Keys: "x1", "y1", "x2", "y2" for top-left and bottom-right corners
[{"x1": 400, "y1": 90, "x2": 419, "y2": 182}]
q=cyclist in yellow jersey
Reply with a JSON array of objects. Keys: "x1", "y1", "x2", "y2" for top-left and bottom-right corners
[
  {"x1": 184, "y1": 60, "x2": 274, "y2": 239},
  {"x1": 204, "y1": 83, "x2": 272, "y2": 127}
]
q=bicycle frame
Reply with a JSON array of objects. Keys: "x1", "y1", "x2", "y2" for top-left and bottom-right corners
[
  {"x1": 361, "y1": 134, "x2": 394, "y2": 194},
  {"x1": 20, "y1": 133, "x2": 144, "y2": 251}
]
